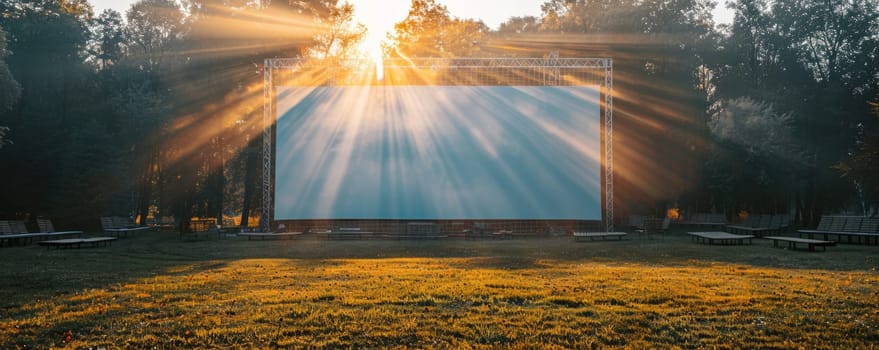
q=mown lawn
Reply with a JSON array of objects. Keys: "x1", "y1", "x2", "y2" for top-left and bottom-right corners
[{"x1": 1, "y1": 231, "x2": 877, "y2": 349}]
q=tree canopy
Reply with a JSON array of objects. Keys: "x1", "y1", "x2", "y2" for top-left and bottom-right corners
[{"x1": 0, "y1": 0, "x2": 877, "y2": 229}]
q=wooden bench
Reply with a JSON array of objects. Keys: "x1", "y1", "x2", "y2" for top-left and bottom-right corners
[
  {"x1": 573, "y1": 232, "x2": 628, "y2": 241},
  {"x1": 797, "y1": 216, "x2": 879, "y2": 245},
  {"x1": 492, "y1": 230, "x2": 514, "y2": 239},
  {"x1": 726, "y1": 214, "x2": 771, "y2": 236},
  {"x1": 1, "y1": 232, "x2": 53, "y2": 246},
  {"x1": 688, "y1": 231, "x2": 754, "y2": 245},
  {"x1": 237, "y1": 232, "x2": 303, "y2": 240},
  {"x1": 390, "y1": 222, "x2": 447, "y2": 239},
  {"x1": 36, "y1": 218, "x2": 84, "y2": 236},
  {"x1": 147, "y1": 216, "x2": 176, "y2": 231},
  {"x1": 1, "y1": 220, "x2": 82, "y2": 247},
  {"x1": 101, "y1": 217, "x2": 151, "y2": 237},
  {"x1": 634, "y1": 217, "x2": 670, "y2": 237},
  {"x1": 38, "y1": 237, "x2": 117, "y2": 249},
  {"x1": 328, "y1": 228, "x2": 370, "y2": 240},
  {"x1": 765, "y1": 236, "x2": 835, "y2": 252},
  {"x1": 725, "y1": 225, "x2": 770, "y2": 236},
  {"x1": 678, "y1": 213, "x2": 726, "y2": 229}
]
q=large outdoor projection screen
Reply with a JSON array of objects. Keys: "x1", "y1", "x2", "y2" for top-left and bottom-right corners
[{"x1": 273, "y1": 85, "x2": 603, "y2": 220}]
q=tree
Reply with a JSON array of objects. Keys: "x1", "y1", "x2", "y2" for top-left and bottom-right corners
[
  {"x1": 837, "y1": 97, "x2": 879, "y2": 216},
  {"x1": 88, "y1": 9, "x2": 127, "y2": 69},
  {"x1": 773, "y1": 0, "x2": 879, "y2": 90},
  {"x1": 704, "y1": 97, "x2": 803, "y2": 213},
  {"x1": 126, "y1": 0, "x2": 186, "y2": 73},
  {"x1": 708, "y1": 97, "x2": 799, "y2": 160},
  {"x1": 0, "y1": 0, "x2": 98, "y2": 224},
  {"x1": 0, "y1": 25, "x2": 22, "y2": 148},
  {"x1": 307, "y1": 0, "x2": 366, "y2": 60},
  {"x1": 497, "y1": 16, "x2": 541, "y2": 36},
  {"x1": 525, "y1": 0, "x2": 720, "y2": 217},
  {"x1": 387, "y1": 0, "x2": 486, "y2": 58},
  {"x1": 0, "y1": 25, "x2": 21, "y2": 113}
]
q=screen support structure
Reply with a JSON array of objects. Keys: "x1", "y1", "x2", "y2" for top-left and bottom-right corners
[{"x1": 262, "y1": 57, "x2": 613, "y2": 232}]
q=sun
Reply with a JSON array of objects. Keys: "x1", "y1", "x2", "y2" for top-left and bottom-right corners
[
  {"x1": 359, "y1": 26, "x2": 385, "y2": 61},
  {"x1": 348, "y1": 0, "x2": 410, "y2": 60}
]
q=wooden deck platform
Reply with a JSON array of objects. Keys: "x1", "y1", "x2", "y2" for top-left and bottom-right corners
[
  {"x1": 104, "y1": 226, "x2": 151, "y2": 237},
  {"x1": 687, "y1": 232, "x2": 754, "y2": 245},
  {"x1": 237, "y1": 232, "x2": 303, "y2": 240},
  {"x1": 573, "y1": 232, "x2": 628, "y2": 241},
  {"x1": 38, "y1": 237, "x2": 117, "y2": 249},
  {"x1": 765, "y1": 236, "x2": 835, "y2": 252}
]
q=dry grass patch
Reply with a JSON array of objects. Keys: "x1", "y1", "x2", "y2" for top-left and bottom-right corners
[{"x1": 1, "y1": 233, "x2": 877, "y2": 348}]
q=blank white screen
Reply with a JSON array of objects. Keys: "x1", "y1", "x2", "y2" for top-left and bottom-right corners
[{"x1": 274, "y1": 85, "x2": 602, "y2": 220}]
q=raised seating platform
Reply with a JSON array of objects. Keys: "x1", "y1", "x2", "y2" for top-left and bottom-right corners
[
  {"x1": 573, "y1": 232, "x2": 627, "y2": 241},
  {"x1": 765, "y1": 236, "x2": 835, "y2": 252},
  {"x1": 677, "y1": 213, "x2": 725, "y2": 228},
  {"x1": 687, "y1": 231, "x2": 754, "y2": 245},
  {"x1": 38, "y1": 237, "x2": 117, "y2": 249},
  {"x1": 724, "y1": 214, "x2": 791, "y2": 237},
  {"x1": 101, "y1": 217, "x2": 151, "y2": 237},
  {"x1": 237, "y1": 232, "x2": 303, "y2": 240},
  {"x1": 328, "y1": 228, "x2": 371, "y2": 240}
]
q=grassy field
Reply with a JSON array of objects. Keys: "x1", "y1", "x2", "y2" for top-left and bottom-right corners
[{"x1": 1, "y1": 231, "x2": 877, "y2": 349}]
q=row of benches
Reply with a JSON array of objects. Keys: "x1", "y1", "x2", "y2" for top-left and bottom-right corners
[
  {"x1": 725, "y1": 214, "x2": 791, "y2": 236},
  {"x1": 797, "y1": 216, "x2": 879, "y2": 245},
  {"x1": 1, "y1": 217, "x2": 151, "y2": 248},
  {"x1": 238, "y1": 227, "x2": 451, "y2": 240},
  {"x1": 686, "y1": 231, "x2": 836, "y2": 252},
  {"x1": 0, "y1": 219, "x2": 84, "y2": 247},
  {"x1": 576, "y1": 230, "x2": 837, "y2": 252},
  {"x1": 679, "y1": 213, "x2": 877, "y2": 245}
]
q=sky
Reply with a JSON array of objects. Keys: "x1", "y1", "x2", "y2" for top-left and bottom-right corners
[{"x1": 91, "y1": 0, "x2": 734, "y2": 54}]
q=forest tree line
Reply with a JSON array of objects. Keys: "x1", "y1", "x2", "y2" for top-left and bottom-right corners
[{"x1": 1, "y1": 0, "x2": 878, "y2": 230}]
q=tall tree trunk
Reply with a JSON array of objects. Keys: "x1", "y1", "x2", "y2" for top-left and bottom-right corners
[
  {"x1": 176, "y1": 189, "x2": 193, "y2": 233},
  {"x1": 136, "y1": 152, "x2": 155, "y2": 225},
  {"x1": 240, "y1": 139, "x2": 259, "y2": 228},
  {"x1": 212, "y1": 136, "x2": 225, "y2": 226},
  {"x1": 215, "y1": 166, "x2": 225, "y2": 226}
]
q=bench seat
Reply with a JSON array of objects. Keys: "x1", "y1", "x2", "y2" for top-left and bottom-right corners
[
  {"x1": 726, "y1": 225, "x2": 770, "y2": 236},
  {"x1": 103, "y1": 226, "x2": 151, "y2": 237},
  {"x1": 1, "y1": 231, "x2": 83, "y2": 246},
  {"x1": 688, "y1": 232, "x2": 754, "y2": 245},
  {"x1": 765, "y1": 236, "x2": 835, "y2": 252},
  {"x1": 797, "y1": 230, "x2": 879, "y2": 245},
  {"x1": 237, "y1": 232, "x2": 302, "y2": 240},
  {"x1": 573, "y1": 232, "x2": 628, "y2": 241},
  {"x1": 38, "y1": 237, "x2": 117, "y2": 249},
  {"x1": 327, "y1": 231, "x2": 372, "y2": 240}
]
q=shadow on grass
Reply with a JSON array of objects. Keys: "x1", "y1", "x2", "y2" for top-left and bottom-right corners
[{"x1": 1, "y1": 230, "x2": 877, "y2": 348}]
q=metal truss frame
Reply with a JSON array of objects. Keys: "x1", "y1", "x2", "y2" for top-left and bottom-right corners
[{"x1": 262, "y1": 57, "x2": 614, "y2": 232}]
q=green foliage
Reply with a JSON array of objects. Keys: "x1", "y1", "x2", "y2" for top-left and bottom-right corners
[
  {"x1": 0, "y1": 0, "x2": 97, "y2": 221},
  {"x1": 387, "y1": 0, "x2": 487, "y2": 58},
  {"x1": 708, "y1": 97, "x2": 800, "y2": 162},
  {"x1": 0, "y1": 0, "x2": 877, "y2": 225},
  {"x1": 0, "y1": 25, "x2": 21, "y2": 149},
  {"x1": 0, "y1": 25, "x2": 21, "y2": 114},
  {"x1": 837, "y1": 98, "x2": 879, "y2": 213},
  {"x1": 496, "y1": 16, "x2": 540, "y2": 36},
  {"x1": 126, "y1": 0, "x2": 186, "y2": 72},
  {"x1": 88, "y1": 9, "x2": 126, "y2": 68},
  {"x1": 306, "y1": 0, "x2": 366, "y2": 60}
]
